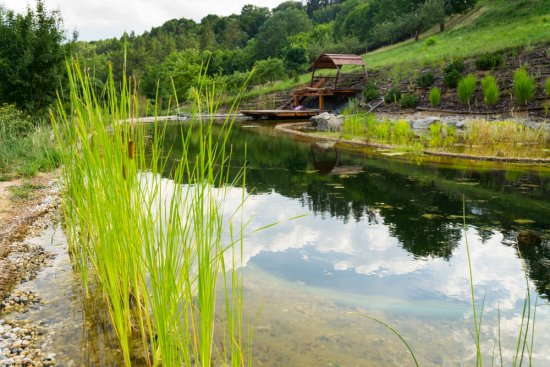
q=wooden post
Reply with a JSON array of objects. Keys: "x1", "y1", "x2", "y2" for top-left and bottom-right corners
[
  {"x1": 319, "y1": 95, "x2": 325, "y2": 111},
  {"x1": 310, "y1": 70, "x2": 316, "y2": 87},
  {"x1": 335, "y1": 66, "x2": 341, "y2": 89}
]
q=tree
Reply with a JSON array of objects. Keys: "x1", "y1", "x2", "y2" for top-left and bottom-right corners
[
  {"x1": 251, "y1": 58, "x2": 287, "y2": 85},
  {"x1": 200, "y1": 21, "x2": 217, "y2": 50},
  {"x1": 253, "y1": 7, "x2": 313, "y2": 60},
  {"x1": 239, "y1": 4, "x2": 270, "y2": 38},
  {"x1": 284, "y1": 44, "x2": 309, "y2": 75},
  {"x1": 0, "y1": 1, "x2": 67, "y2": 113}
]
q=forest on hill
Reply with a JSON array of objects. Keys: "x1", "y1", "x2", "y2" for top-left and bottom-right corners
[
  {"x1": 2, "y1": 0, "x2": 549, "y2": 114},
  {"x1": 71, "y1": 0, "x2": 476, "y2": 107}
]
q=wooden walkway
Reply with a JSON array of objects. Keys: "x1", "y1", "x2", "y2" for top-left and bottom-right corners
[{"x1": 239, "y1": 109, "x2": 325, "y2": 119}]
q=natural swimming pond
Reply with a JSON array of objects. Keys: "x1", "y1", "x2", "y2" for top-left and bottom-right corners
[{"x1": 13, "y1": 120, "x2": 550, "y2": 366}]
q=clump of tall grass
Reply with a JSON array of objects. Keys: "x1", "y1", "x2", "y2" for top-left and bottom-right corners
[
  {"x1": 391, "y1": 119, "x2": 413, "y2": 145},
  {"x1": 481, "y1": 75, "x2": 499, "y2": 107},
  {"x1": 514, "y1": 68, "x2": 536, "y2": 106},
  {"x1": 457, "y1": 74, "x2": 477, "y2": 108},
  {"x1": 429, "y1": 87, "x2": 441, "y2": 107},
  {"x1": 0, "y1": 104, "x2": 59, "y2": 178},
  {"x1": 52, "y1": 60, "x2": 249, "y2": 366},
  {"x1": 465, "y1": 119, "x2": 547, "y2": 147},
  {"x1": 545, "y1": 76, "x2": 550, "y2": 97}
]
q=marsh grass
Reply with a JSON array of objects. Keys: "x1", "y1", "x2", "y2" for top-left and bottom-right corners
[
  {"x1": 465, "y1": 120, "x2": 547, "y2": 148},
  {"x1": 52, "y1": 60, "x2": 250, "y2": 366}
]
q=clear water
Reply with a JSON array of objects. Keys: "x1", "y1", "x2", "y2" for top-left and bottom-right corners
[{"x1": 9, "y1": 121, "x2": 550, "y2": 366}]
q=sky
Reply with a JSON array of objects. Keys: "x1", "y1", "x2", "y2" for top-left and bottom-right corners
[{"x1": 0, "y1": 0, "x2": 285, "y2": 41}]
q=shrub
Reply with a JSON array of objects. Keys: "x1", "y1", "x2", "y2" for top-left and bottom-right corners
[
  {"x1": 429, "y1": 87, "x2": 442, "y2": 107},
  {"x1": 416, "y1": 72, "x2": 435, "y2": 88},
  {"x1": 400, "y1": 94, "x2": 420, "y2": 109},
  {"x1": 425, "y1": 37, "x2": 437, "y2": 47},
  {"x1": 443, "y1": 69, "x2": 462, "y2": 88},
  {"x1": 363, "y1": 83, "x2": 380, "y2": 102},
  {"x1": 444, "y1": 60, "x2": 465, "y2": 74},
  {"x1": 545, "y1": 76, "x2": 550, "y2": 97},
  {"x1": 475, "y1": 53, "x2": 504, "y2": 70},
  {"x1": 384, "y1": 87, "x2": 402, "y2": 103},
  {"x1": 481, "y1": 75, "x2": 499, "y2": 106},
  {"x1": 457, "y1": 74, "x2": 477, "y2": 106},
  {"x1": 513, "y1": 68, "x2": 536, "y2": 105}
]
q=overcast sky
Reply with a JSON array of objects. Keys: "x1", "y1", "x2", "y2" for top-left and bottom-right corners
[{"x1": 1, "y1": 0, "x2": 286, "y2": 41}]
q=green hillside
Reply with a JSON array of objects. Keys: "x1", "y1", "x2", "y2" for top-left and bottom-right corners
[{"x1": 363, "y1": 0, "x2": 550, "y2": 69}]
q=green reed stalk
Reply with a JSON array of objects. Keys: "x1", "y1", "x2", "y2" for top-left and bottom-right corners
[
  {"x1": 52, "y1": 58, "x2": 250, "y2": 367},
  {"x1": 463, "y1": 196, "x2": 483, "y2": 367}
]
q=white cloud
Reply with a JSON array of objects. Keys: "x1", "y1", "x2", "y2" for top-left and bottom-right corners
[{"x1": 0, "y1": 0, "x2": 285, "y2": 40}]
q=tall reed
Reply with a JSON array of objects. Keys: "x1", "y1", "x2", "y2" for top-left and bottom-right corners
[{"x1": 52, "y1": 59, "x2": 249, "y2": 366}]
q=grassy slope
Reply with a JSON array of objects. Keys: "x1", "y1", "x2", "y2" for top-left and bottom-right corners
[
  {"x1": 364, "y1": 0, "x2": 550, "y2": 69},
  {"x1": 236, "y1": 0, "x2": 550, "y2": 104}
]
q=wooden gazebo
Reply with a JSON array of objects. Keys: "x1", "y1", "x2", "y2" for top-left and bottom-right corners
[{"x1": 292, "y1": 54, "x2": 368, "y2": 110}]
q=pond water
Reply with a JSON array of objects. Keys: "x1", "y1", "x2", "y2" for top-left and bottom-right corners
[{"x1": 11, "y1": 120, "x2": 550, "y2": 366}]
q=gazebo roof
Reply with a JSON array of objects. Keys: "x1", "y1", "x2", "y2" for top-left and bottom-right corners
[{"x1": 311, "y1": 54, "x2": 366, "y2": 70}]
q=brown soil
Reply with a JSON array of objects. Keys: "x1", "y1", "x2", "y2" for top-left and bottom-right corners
[{"x1": 0, "y1": 172, "x2": 58, "y2": 302}]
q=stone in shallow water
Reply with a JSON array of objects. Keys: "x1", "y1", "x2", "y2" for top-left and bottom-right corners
[{"x1": 311, "y1": 112, "x2": 344, "y2": 132}]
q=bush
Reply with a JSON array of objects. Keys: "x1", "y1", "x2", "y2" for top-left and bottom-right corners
[
  {"x1": 481, "y1": 75, "x2": 499, "y2": 106},
  {"x1": 384, "y1": 87, "x2": 402, "y2": 103},
  {"x1": 363, "y1": 83, "x2": 380, "y2": 102},
  {"x1": 0, "y1": 104, "x2": 58, "y2": 177},
  {"x1": 513, "y1": 68, "x2": 536, "y2": 105},
  {"x1": 444, "y1": 60, "x2": 465, "y2": 74},
  {"x1": 251, "y1": 58, "x2": 287, "y2": 85},
  {"x1": 457, "y1": 74, "x2": 477, "y2": 106},
  {"x1": 425, "y1": 37, "x2": 437, "y2": 47},
  {"x1": 429, "y1": 87, "x2": 442, "y2": 107},
  {"x1": 443, "y1": 69, "x2": 462, "y2": 88},
  {"x1": 475, "y1": 53, "x2": 504, "y2": 70},
  {"x1": 416, "y1": 72, "x2": 435, "y2": 88},
  {"x1": 545, "y1": 76, "x2": 550, "y2": 97},
  {"x1": 400, "y1": 94, "x2": 420, "y2": 109}
]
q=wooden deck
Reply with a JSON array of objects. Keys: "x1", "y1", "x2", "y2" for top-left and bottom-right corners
[{"x1": 240, "y1": 109, "x2": 324, "y2": 119}]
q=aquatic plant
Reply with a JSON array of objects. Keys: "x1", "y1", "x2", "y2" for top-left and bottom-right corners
[
  {"x1": 429, "y1": 87, "x2": 441, "y2": 107},
  {"x1": 514, "y1": 68, "x2": 536, "y2": 105},
  {"x1": 428, "y1": 122, "x2": 443, "y2": 147},
  {"x1": 481, "y1": 75, "x2": 499, "y2": 107},
  {"x1": 457, "y1": 74, "x2": 477, "y2": 108},
  {"x1": 465, "y1": 119, "x2": 547, "y2": 148},
  {"x1": 52, "y1": 60, "x2": 250, "y2": 367},
  {"x1": 391, "y1": 119, "x2": 413, "y2": 145}
]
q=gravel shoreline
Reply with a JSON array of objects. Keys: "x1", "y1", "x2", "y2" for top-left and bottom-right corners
[{"x1": 0, "y1": 173, "x2": 61, "y2": 367}]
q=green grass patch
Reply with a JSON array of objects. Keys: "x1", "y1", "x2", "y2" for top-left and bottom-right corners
[
  {"x1": 514, "y1": 67, "x2": 536, "y2": 105},
  {"x1": 8, "y1": 182, "x2": 43, "y2": 200},
  {"x1": 429, "y1": 87, "x2": 442, "y2": 107},
  {"x1": 481, "y1": 75, "x2": 500, "y2": 106}
]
